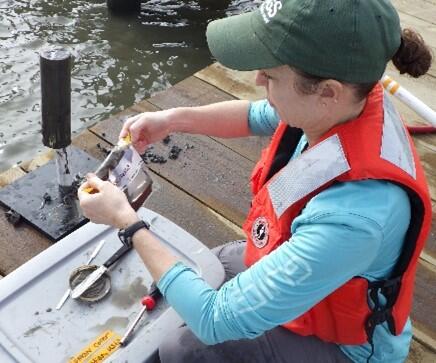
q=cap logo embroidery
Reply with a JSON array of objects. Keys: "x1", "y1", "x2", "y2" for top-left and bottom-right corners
[
  {"x1": 252, "y1": 217, "x2": 269, "y2": 248},
  {"x1": 260, "y1": 0, "x2": 282, "y2": 24}
]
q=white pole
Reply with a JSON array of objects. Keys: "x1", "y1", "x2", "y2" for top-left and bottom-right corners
[{"x1": 382, "y1": 75, "x2": 436, "y2": 127}]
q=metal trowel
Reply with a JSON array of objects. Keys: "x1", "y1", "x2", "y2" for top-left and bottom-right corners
[{"x1": 70, "y1": 243, "x2": 132, "y2": 299}]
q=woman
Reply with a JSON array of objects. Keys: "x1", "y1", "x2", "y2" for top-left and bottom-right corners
[{"x1": 78, "y1": 0, "x2": 433, "y2": 362}]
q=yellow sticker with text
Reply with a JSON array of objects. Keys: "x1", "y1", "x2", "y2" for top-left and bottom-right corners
[{"x1": 69, "y1": 330, "x2": 121, "y2": 363}]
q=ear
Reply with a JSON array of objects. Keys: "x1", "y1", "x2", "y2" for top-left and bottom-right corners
[{"x1": 317, "y1": 80, "x2": 343, "y2": 103}]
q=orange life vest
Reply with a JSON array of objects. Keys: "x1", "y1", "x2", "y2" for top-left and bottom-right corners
[{"x1": 243, "y1": 84, "x2": 432, "y2": 344}]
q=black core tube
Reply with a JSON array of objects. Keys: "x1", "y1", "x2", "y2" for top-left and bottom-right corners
[{"x1": 40, "y1": 48, "x2": 71, "y2": 149}]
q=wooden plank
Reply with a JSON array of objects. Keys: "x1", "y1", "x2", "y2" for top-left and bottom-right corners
[
  {"x1": 414, "y1": 138, "x2": 436, "y2": 179},
  {"x1": 408, "y1": 338, "x2": 436, "y2": 362},
  {"x1": 383, "y1": 2, "x2": 436, "y2": 78},
  {"x1": 195, "y1": 63, "x2": 266, "y2": 101},
  {"x1": 212, "y1": 135, "x2": 270, "y2": 163},
  {"x1": 0, "y1": 204, "x2": 52, "y2": 275},
  {"x1": 0, "y1": 165, "x2": 53, "y2": 275},
  {"x1": 142, "y1": 132, "x2": 254, "y2": 226},
  {"x1": 0, "y1": 166, "x2": 26, "y2": 188},
  {"x1": 194, "y1": 64, "x2": 270, "y2": 162},
  {"x1": 20, "y1": 149, "x2": 55, "y2": 172},
  {"x1": 393, "y1": 0, "x2": 436, "y2": 25},
  {"x1": 422, "y1": 211, "x2": 436, "y2": 261},
  {"x1": 148, "y1": 76, "x2": 234, "y2": 109},
  {"x1": 396, "y1": 2, "x2": 436, "y2": 36},
  {"x1": 90, "y1": 102, "x2": 159, "y2": 147},
  {"x1": 413, "y1": 326, "x2": 436, "y2": 355},
  {"x1": 71, "y1": 129, "x2": 113, "y2": 162},
  {"x1": 148, "y1": 76, "x2": 268, "y2": 162},
  {"x1": 412, "y1": 261, "x2": 436, "y2": 343},
  {"x1": 412, "y1": 138, "x2": 436, "y2": 205},
  {"x1": 144, "y1": 171, "x2": 244, "y2": 249}
]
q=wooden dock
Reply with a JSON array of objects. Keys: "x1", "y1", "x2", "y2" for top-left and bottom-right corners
[{"x1": 0, "y1": 0, "x2": 435, "y2": 361}]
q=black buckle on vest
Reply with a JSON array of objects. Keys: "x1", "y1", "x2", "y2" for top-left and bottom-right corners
[
  {"x1": 364, "y1": 278, "x2": 401, "y2": 362},
  {"x1": 365, "y1": 277, "x2": 401, "y2": 341}
]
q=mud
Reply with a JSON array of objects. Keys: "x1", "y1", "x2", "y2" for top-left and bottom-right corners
[
  {"x1": 23, "y1": 321, "x2": 56, "y2": 337},
  {"x1": 23, "y1": 325, "x2": 43, "y2": 337},
  {"x1": 5, "y1": 209, "x2": 21, "y2": 225},
  {"x1": 162, "y1": 135, "x2": 171, "y2": 145},
  {"x1": 96, "y1": 143, "x2": 111, "y2": 155},
  {"x1": 72, "y1": 173, "x2": 86, "y2": 191},
  {"x1": 59, "y1": 176, "x2": 83, "y2": 205},
  {"x1": 141, "y1": 138, "x2": 193, "y2": 164},
  {"x1": 168, "y1": 145, "x2": 182, "y2": 160},
  {"x1": 59, "y1": 148, "x2": 71, "y2": 176},
  {"x1": 39, "y1": 192, "x2": 52, "y2": 209},
  {"x1": 110, "y1": 277, "x2": 148, "y2": 309},
  {"x1": 141, "y1": 150, "x2": 167, "y2": 164}
]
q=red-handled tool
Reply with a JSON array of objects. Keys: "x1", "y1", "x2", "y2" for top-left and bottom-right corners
[{"x1": 120, "y1": 282, "x2": 162, "y2": 346}]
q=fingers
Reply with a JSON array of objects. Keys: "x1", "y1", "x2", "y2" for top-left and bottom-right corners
[
  {"x1": 120, "y1": 114, "x2": 141, "y2": 139},
  {"x1": 85, "y1": 173, "x2": 106, "y2": 190},
  {"x1": 78, "y1": 173, "x2": 105, "y2": 196}
]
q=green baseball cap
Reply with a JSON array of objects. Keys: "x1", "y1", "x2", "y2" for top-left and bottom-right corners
[{"x1": 206, "y1": 0, "x2": 401, "y2": 83}]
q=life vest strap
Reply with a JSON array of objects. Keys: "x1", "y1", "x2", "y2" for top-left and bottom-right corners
[{"x1": 364, "y1": 277, "x2": 401, "y2": 361}]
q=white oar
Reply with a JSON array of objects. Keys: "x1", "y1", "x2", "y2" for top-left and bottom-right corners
[{"x1": 382, "y1": 75, "x2": 436, "y2": 127}]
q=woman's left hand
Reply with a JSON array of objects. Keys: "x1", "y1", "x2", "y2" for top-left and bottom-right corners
[{"x1": 78, "y1": 174, "x2": 139, "y2": 229}]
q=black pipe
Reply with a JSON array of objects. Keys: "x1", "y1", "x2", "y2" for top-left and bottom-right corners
[
  {"x1": 40, "y1": 48, "x2": 71, "y2": 149},
  {"x1": 107, "y1": 0, "x2": 141, "y2": 13}
]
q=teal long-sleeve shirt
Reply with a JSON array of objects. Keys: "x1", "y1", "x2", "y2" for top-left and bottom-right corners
[{"x1": 157, "y1": 100, "x2": 413, "y2": 362}]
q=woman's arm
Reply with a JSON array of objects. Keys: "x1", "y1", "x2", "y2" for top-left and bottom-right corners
[
  {"x1": 119, "y1": 100, "x2": 251, "y2": 153},
  {"x1": 119, "y1": 99, "x2": 280, "y2": 154},
  {"x1": 78, "y1": 177, "x2": 408, "y2": 345},
  {"x1": 170, "y1": 100, "x2": 252, "y2": 138},
  {"x1": 77, "y1": 175, "x2": 179, "y2": 282}
]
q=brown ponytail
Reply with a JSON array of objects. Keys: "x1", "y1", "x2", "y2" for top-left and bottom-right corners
[{"x1": 392, "y1": 28, "x2": 433, "y2": 78}]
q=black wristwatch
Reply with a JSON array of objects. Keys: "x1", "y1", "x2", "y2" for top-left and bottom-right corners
[{"x1": 118, "y1": 220, "x2": 150, "y2": 248}]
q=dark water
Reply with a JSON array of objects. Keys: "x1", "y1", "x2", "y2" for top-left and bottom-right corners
[{"x1": 0, "y1": 0, "x2": 261, "y2": 172}]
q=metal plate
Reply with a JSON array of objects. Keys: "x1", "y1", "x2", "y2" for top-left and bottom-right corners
[
  {"x1": 0, "y1": 146, "x2": 100, "y2": 241},
  {"x1": 0, "y1": 208, "x2": 225, "y2": 363}
]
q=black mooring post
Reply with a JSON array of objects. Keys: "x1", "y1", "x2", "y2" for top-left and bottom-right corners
[
  {"x1": 40, "y1": 49, "x2": 73, "y2": 191},
  {"x1": 40, "y1": 49, "x2": 71, "y2": 149}
]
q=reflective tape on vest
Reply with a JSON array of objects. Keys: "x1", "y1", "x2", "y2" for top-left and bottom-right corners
[
  {"x1": 267, "y1": 134, "x2": 350, "y2": 218},
  {"x1": 381, "y1": 93, "x2": 416, "y2": 179}
]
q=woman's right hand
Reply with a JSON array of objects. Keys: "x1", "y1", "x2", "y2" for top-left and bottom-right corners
[{"x1": 119, "y1": 109, "x2": 175, "y2": 154}]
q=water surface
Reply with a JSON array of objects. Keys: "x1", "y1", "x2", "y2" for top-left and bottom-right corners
[{"x1": 0, "y1": 0, "x2": 260, "y2": 172}]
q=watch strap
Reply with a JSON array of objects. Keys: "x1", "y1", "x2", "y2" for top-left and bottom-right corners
[{"x1": 118, "y1": 220, "x2": 150, "y2": 248}]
